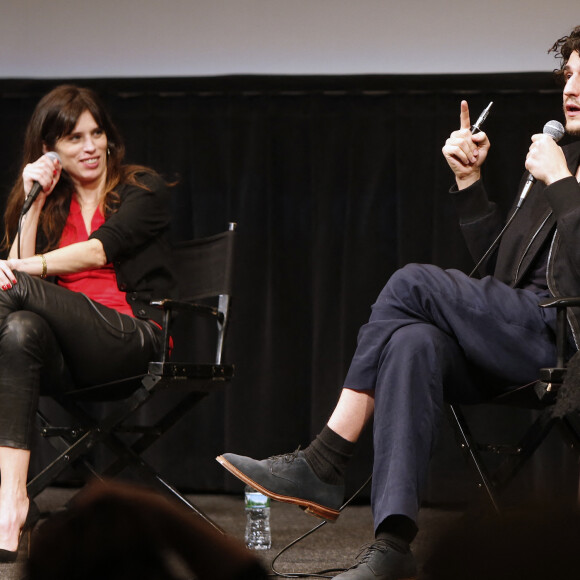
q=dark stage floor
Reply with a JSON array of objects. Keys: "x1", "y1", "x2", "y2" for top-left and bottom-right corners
[{"x1": 2, "y1": 486, "x2": 464, "y2": 580}]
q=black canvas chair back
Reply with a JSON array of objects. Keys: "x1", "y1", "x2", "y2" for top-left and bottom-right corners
[
  {"x1": 154, "y1": 223, "x2": 236, "y2": 370},
  {"x1": 174, "y1": 226, "x2": 235, "y2": 301},
  {"x1": 28, "y1": 223, "x2": 237, "y2": 532},
  {"x1": 447, "y1": 296, "x2": 580, "y2": 513}
]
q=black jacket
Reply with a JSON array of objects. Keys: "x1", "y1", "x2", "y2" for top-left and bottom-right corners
[
  {"x1": 89, "y1": 171, "x2": 175, "y2": 325},
  {"x1": 452, "y1": 140, "x2": 580, "y2": 348}
]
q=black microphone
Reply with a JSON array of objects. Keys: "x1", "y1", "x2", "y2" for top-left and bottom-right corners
[
  {"x1": 21, "y1": 152, "x2": 62, "y2": 215},
  {"x1": 516, "y1": 120, "x2": 565, "y2": 208}
]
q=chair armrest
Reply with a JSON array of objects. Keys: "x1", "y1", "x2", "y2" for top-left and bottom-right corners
[
  {"x1": 150, "y1": 299, "x2": 222, "y2": 322},
  {"x1": 538, "y1": 296, "x2": 579, "y2": 371},
  {"x1": 539, "y1": 296, "x2": 580, "y2": 308}
]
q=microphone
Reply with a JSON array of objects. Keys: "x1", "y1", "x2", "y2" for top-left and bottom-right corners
[
  {"x1": 516, "y1": 120, "x2": 565, "y2": 208},
  {"x1": 21, "y1": 152, "x2": 62, "y2": 215}
]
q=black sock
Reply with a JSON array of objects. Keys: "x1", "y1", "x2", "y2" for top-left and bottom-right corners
[
  {"x1": 302, "y1": 425, "x2": 355, "y2": 485},
  {"x1": 376, "y1": 515, "x2": 418, "y2": 551}
]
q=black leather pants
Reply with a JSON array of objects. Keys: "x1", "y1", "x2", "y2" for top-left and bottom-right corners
[{"x1": 0, "y1": 272, "x2": 163, "y2": 449}]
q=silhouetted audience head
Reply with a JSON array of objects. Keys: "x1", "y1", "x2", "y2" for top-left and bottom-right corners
[
  {"x1": 27, "y1": 480, "x2": 267, "y2": 580},
  {"x1": 423, "y1": 502, "x2": 580, "y2": 580}
]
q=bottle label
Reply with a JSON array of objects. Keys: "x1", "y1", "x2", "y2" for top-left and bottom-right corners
[{"x1": 245, "y1": 491, "x2": 270, "y2": 508}]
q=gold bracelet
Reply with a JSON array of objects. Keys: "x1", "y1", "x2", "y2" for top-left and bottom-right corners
[{"x1": 36, "y1": 254, "x2": 47, "y2": 279}]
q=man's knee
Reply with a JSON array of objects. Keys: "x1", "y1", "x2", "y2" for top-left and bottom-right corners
[
  {"x1": 378, "y1": 263, "x2": 441, "y2": 304},
  {"x1": 383, "y1": 323, "x2": 451, "y2": 359}
]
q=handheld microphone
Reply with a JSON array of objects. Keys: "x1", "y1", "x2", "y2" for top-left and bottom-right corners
[
  {"x1": 21, "y1": 152, "x2": 62, "y2": 215},
  {"x1": 516, "y1": 120, "x2": 565, "y2": 208}
]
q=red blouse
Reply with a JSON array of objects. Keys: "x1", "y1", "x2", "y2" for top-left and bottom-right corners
[{"x1": 57, "y1": 196, "x2": 134, "y2": 317}]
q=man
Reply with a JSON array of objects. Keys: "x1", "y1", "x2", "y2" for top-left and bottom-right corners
[{"x1": 217, "y1": 26, "x2": 580, "y2": 580}]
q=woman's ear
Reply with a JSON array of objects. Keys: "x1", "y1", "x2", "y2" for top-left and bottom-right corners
[{"x1": 41, "y1": 143, "x2": 48, "y2": 154}]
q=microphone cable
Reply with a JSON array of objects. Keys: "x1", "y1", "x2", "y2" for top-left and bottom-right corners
[
  {"x1": 268, "y1": 474, "x2": 372, "y2": 579},
  {"x1": 468, "y1": 118, "x2": 564, "y2": 278},
  {"x1": 468, "y1": 204, "x2": 521, "y2": 278}
]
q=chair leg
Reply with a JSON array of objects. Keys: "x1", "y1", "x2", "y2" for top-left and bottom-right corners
[
  {"x1": 447, "y1": 402, "x2": 564, "y2": 514},
  {"x1": 33, "y1": 385, "x2": 226, "y2": 534},
  {"x1": 28, "y1": 410, "x2": 104, "y2": 498},
  {"x1": 79, "y1": 424, "x2": 225, "y2": 533},
  {"x1": 446, "y1": 403, "x2": 501, "y2": 513},
  {"x1": 101, "y1": 391, "x2": 208, "y2": 477},
  {"x1": 489, "y1": 410, "x2": 557, "y2": 489},
  {"x1": 559, "y1": 414, "x2": 580, "y2": 454},
  {"x1": 556, "y1": 415, "x2": 580, "y2": 506},
  {"x1": 94, "y1": 394, "x2": 225, "y2": 534}
]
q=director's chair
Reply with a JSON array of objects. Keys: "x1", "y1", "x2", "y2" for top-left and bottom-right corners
[
  {"x1": 27, "y1": 223, "x2": 237, "y2": 533},
  {"x1": 447, "y1": 295, "x2": 580, "y2": 514}
]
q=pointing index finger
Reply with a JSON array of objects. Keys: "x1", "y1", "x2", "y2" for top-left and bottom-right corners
[{"x1": 460, "y1": 100, "x2": 471, "y2": 130}]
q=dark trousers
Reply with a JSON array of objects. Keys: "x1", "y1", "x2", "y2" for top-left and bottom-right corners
[
  {"x1": 0, "y1": 272, "x2": 163, "y2": 449},
  {"x1": 342, "y1": 264, "x2": 561, "y2": 531}
]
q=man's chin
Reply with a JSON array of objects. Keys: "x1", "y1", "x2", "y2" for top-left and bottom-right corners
[{"x1": 565, "y1": 119, "x2": 580, "y2": 136}]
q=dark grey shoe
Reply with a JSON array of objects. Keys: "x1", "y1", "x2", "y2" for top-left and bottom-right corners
[
  {"x1": 216, "y1": 449, "x2": 344, "y2": 521},
  {"x1": 334, "y1": 540, "x2": 417, "y2": 579}
]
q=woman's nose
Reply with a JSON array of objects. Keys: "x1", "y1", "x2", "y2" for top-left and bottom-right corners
[{"x1": 83, "y1": 136, "x2": 97, "y2": 151}]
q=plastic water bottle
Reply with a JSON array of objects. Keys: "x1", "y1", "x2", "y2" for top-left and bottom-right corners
[{"x1": 244, "y1": 485, "x2": 271, "y2": 550}]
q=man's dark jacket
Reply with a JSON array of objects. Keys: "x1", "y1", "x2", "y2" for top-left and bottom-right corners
[{"x1": 452, "y1": 140, "x2": 580, "y2": 349}]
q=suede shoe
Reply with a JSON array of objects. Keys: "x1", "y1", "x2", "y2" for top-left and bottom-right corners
[
  {"x1": 216, "y1": 449, "x2": 344, "y2": 521},
  {"x1": 333, "y1": 540, "x2": 417, "y2": 580}
]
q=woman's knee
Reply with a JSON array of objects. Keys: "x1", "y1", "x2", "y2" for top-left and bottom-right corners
[{"x1": 0, "y1": 311, "x2": 53, "y2": 351}]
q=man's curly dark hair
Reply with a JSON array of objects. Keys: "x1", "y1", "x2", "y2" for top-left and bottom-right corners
[{"x1": 550, "y1": 25, "x2": 580, "y2": 82}]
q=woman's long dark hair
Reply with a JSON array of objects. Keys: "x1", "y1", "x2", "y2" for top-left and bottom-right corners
[{"x1": 3, "y1": 85, "x2": 155, "y2": 252}]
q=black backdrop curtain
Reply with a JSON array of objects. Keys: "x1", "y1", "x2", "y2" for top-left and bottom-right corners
[{"x1": 0, "y1": 73, "x2": 577, "y2": 504}]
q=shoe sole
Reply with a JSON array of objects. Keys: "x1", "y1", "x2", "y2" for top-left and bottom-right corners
[{"x1": 216, "y1": 455, "x2": 341, "y2": 522}]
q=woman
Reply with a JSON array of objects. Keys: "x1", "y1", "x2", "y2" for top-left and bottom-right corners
[{"x1": 0, "y1": 85, "x2": 174, "y2": 560}]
